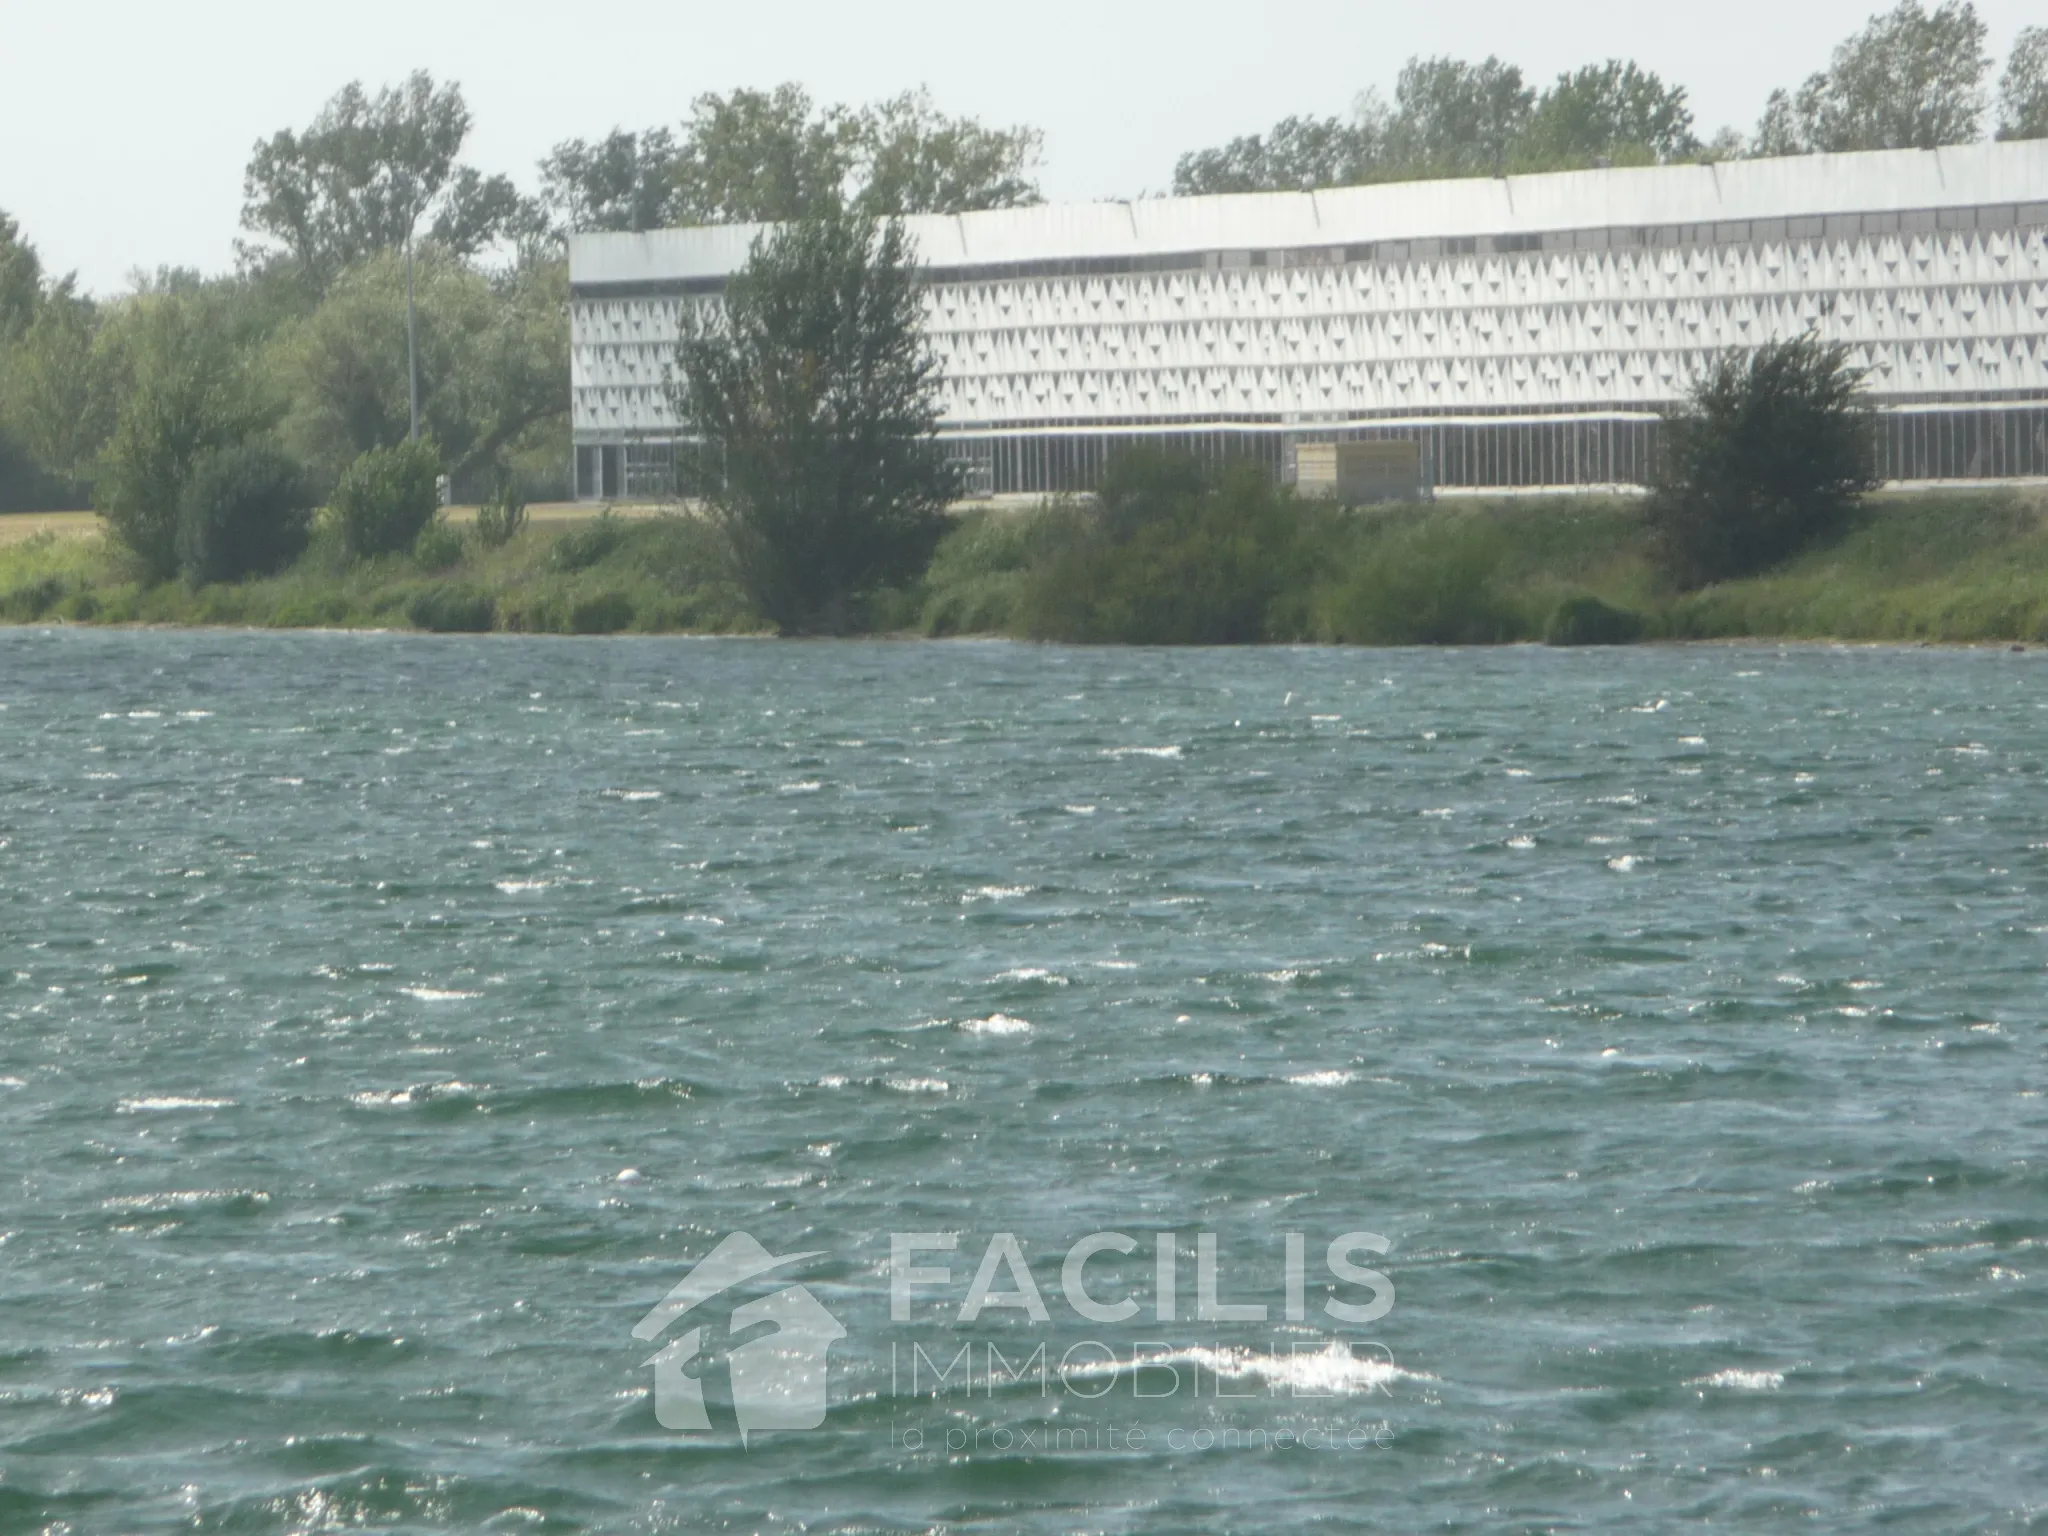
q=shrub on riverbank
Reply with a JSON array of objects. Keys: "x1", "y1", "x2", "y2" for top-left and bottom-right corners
[
  {"x1": 1648, "y1": 335, "x2": 1880, "y2": 587},
  {"x1": 0, "y1": 509, "x2": 761, "y2": 634},
  {"x1": 1010, "y1": 456, "x2": 1321, "y2": 643},
  {"x1": 4, "y1": 482, "x2": 2046, "y2": 643},
  {"x1": 334, "y1": 440, "x2": 440, "y2": 560},
  {"x1": 175, "y1": 441, "x2": 316, "y2": 585}
]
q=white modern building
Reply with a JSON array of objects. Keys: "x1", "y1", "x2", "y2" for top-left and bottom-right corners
[{"x1": 569, "y1": 140, "x2": 2048, "y2": 500}]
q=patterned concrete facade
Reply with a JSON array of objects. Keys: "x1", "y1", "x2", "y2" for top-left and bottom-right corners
[{"x1": 569, "y1": 141, "x2": 2048, "y2": 497}]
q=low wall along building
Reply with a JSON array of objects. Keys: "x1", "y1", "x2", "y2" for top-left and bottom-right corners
[{"x1": 569, "y1": 141, "x2": 2048, "y2": 500}]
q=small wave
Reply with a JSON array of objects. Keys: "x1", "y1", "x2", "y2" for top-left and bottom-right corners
[
  {"x1": 600, "y1": 789, "x2": 663, "y2": 802},
  {"x1": 103, "y1": 1189, "x2": 269, "y2": 1213},
  {"x1": 117, "y1": 1096, "x2": 236, "y2": 1113},
  {"x1": 1606, "y1": 855, "x2": 1643, "y2": 872},
  {"x1": 992, "y1": 967, "x2": 1067, "y2": 986},
  {"x1": 960, "y1": 1014, "x2": 1033, "y2": 1036},
  {"x1": 963, "y1": 885, "x2": 1031, "y2": 903},
  {"x1": 1063, "y1": 804, "x2": 1098, "y2": 815},
  {"x1": 1102, "y1": 745, "x2": 1183, "y2": 760},
  {"x1": 494, "y1": 879, "x2": 551, "y2": 894},
  {"x1": 1093, "y1": 960, "x2": 1139, "y2": 971},
  {"x1": 401, "y1": 987, "x2": 482, "y2": 1001},
  {"x1": 1689, "y1": 1368, "x2": 1784, "y2": 1391},
  {"x1": 1287, "y1": 1070, "x2": 1356, "y2": 1088},
  {"x1": 1506, "y1": 835, "x2": 1537, "y2": 850},
  {"x1": 1063, "y1": 1342, "x2": 1423, "y2": 1397},
  {"x1": 883, "y1": 1076, "x2": 952, "y2": 1094},
  {"x1": 779, "y1": 781, "x2": 824, "y2": 794},
  {"x1": 350, "y1": 1081, "x2": 482, "y2": 1110}
]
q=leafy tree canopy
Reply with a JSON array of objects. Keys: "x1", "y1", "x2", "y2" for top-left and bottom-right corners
[
  {"x1": 0, "y1": 209, "x2": 45, "y2": 346},
  {"x1": 272, "y1": 248, "x2": 567, "y2": 489},
  {"x1": 1169, "y1": 114, "x2": 1383, "y2": 197},
  {"x1": 1383, "y1": 55, "x2": 1536, "y2": 178},
  {"x1": 1518, "y1": 61, "x2": 1698, "y2": 168},
  {"x1": 541, "y1": 85, "x2": 1041, "y2": 232},
  {"x1": 1173, "y1": 54, "x2": 1694, "y2": 195},
  {"x1": 1754, "y1": 1, "x2": 1989, "y2": 154},
  {"x1": 95, "y1": 292, "x2": 272, "y2": 582},
  {"x1": 240, "y1": 72, "x2": 532, "y2": 293},
  {"x1": 2, "y1": 287, "x2": 114, "y2": 480},
  {"x1": 1999, "y1": 26, "x2": 2048, "y2": 140}
]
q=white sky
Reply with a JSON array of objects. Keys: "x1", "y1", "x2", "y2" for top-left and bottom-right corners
[{"x1": 3, "y1": 0, "x2": 2041, "y2": 294}]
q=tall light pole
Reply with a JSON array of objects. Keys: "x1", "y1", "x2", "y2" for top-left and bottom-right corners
[{"x1": 405, "y1": 206, "x2": 421, "y2": 442}]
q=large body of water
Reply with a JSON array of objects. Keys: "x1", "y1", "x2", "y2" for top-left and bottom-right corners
[{"x1": 1, "y1": 629, "x2": 2043, "y2": 1532}]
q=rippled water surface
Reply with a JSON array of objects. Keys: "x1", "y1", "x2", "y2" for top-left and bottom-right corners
[{"x1": 2, "y1": 629, "x2": 2045, "y2": 1533}]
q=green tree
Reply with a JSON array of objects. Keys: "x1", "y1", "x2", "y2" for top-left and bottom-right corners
[
  {"x1": 1998, "y1": 27, "x2": 2048, "y2": 139},
  {"x1": 241, "y1": 72, "x2": 529, "y2": 293},
  {"x1": 544, "y1": 85, "x2": 1042, "y2": 231},
  {"x1": 175, "y1": 439, "x2": 315, "y2": 584},
  {"x1": 332, "y1": 438, "x2": 441, "y2": 559},
  {"x1": 273, "y1": 247, "x2": 567, "y2": 489},
  {"x1": 539, "y1": 128, "x2": 681, "y2": 233},
  {"x1": 0, "y1": 210, "x2": 42, "y2": 346},
  {"x1": 672, "y1": 205, "x2": 954, "y2": 633},
  {"x1": 1174, "y1": 112, "x2": 1383, "y2": 195},
  {"x1": 1174, "y1": 53, "x2": 1694, "y2": 194},
  {"x1": 1, "y1": 287, "x2": 116, "y2": 483},
  {"x1": 96, "y1": 294, "x2": 268, "y2": 582},
  {"x1": 1754, "y1": 1, "x2": 1990, "y2": 154},
  {"x1": 670, "y1": 85, "x2": 863, "y2": 224},
  {"x1": 1384, "y1": 56, "x2": 1534, "y2": 177},
  {"x1": 853, "y1": 89, "x2": 1041, "y2": 215},
  {"x1": 1519, "y1": 61, "x2": 1698, "y2": 167},
  {"x1": 1648, "y1": 334, "x2": 1879, "y2": 587}
]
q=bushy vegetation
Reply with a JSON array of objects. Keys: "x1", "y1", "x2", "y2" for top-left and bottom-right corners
[
  {"x1": 407, "y1": 581, "x2": 496, "y2": 632},
  {"x1": 7, "y1": 479, "x2": 2048, "y2": 645},
  {"x1": 1648, "y1": 335, "x2": 1880, "y2": 588},
  {"x1": 1008, "y1": 453, "x2": 1318, "y2": 643},
  {"x1": 175, "y1": 440, "x2": 314, "y2": 584},
  {"x1": 474, "y1": 481, "x2": 527, "y2": 548},
  {"x1": 94, "y1": 293, "x2": 270, "y2": 583},
  {"x1": 0, "y1": 509, "x2": 759, "y2": 634},
  {"x1": 333, "y1": 439, "x2": 441, "y2": 559},
  {"x1": 1545, "y1": 594, "x2": 1647, "y2": 646},
  {"x1": 892, "y1": 458, "x2": 2048, "y2": 647}
]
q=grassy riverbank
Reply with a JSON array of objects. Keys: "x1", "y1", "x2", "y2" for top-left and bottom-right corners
[{"x1": 4, "y1": 487, "x2": 2047, "y2": 642}]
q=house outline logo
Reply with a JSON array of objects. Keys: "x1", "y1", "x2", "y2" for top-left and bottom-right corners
[{"x1": 633, "y1": 1232, "x2": 846, "y2": 1446}]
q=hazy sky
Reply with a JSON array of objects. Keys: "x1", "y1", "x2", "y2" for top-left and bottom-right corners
[{"x1": 4, "y1": 0, "x2": 2041, "y2": 293}]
